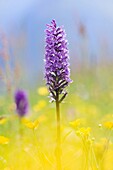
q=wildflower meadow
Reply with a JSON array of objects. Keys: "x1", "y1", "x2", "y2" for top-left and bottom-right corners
[{"x1": 0, "y1": 2, "x2": 113, "y2": 170}]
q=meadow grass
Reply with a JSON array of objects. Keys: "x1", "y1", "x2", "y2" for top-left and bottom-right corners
[{"x1": 0, "y1": 66, "x2": 113, "y2": 170}]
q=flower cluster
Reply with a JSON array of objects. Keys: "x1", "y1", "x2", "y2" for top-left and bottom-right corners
[{"x1": 44, "y1": 20, "x2": 72, "y2": 102}]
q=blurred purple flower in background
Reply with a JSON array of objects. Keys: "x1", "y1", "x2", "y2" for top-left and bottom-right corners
[
  {"x1": 14, "y1": 89, "x2": 29, "y2": 117},
  {"x1": 44, "y1": 20, "x2": 72, "y2": 102}
]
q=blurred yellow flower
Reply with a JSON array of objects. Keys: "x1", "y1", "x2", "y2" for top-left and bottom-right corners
[
  {"x1": 69, "y1": 119, "x2": 81, "y2": 129},
  {"x1": 22, "y1": 118, "x2": 39, "y2": 130},
  {"x1": 0, "y1": 136, "x2": 9, "y2": 144},
  {"x1": 103, "y1": 121, "x2": 113, "y2": 129},
  {"x1": 33, "y1": 100, "x2": 47, "y2": 112},
  {"x1": 76, "y1": 127, "x2": 91, "y2": 138},
  {"x1": 37, "y1": 86, "x2": 48, "y2": 96},
  {"x1": 0, "y1": 117, "x2": 7, "y2": 125}
]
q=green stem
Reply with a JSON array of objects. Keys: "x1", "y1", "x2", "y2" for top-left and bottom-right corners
[{"x1": 56, "y1": 91, "x2": 61, "y2": 170}]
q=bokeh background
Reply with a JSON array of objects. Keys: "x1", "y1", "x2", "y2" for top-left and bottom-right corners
[
  {"x1": 0, "y1": 0, "x2": 113, "y2": 91},
  {"x1": 1, "y1": 1, "x2": 113, "y2": 170}
]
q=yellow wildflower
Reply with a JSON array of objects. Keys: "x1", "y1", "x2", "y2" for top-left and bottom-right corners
[
  {"x1": 76, "y1": 127, "x2": 91, "y2": 138},
  {"x1": 103, "y1": 121, "x2": 113, "y2": 129},
  {"x1": 69, "y1": 119, "x2": 81, "y2": 129},
  {"x1": 22, "y1": 118, "x2": 39, "y2": 130},
  {"x1": 0, "y1": 117, "x2": 7, "y2": 125},
  {"x1": 0, "y1": 136, "x2": 9, "y2": 144},
  {"x1": 37, "y1": 86, "x2": 48, "y2": 96}
]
